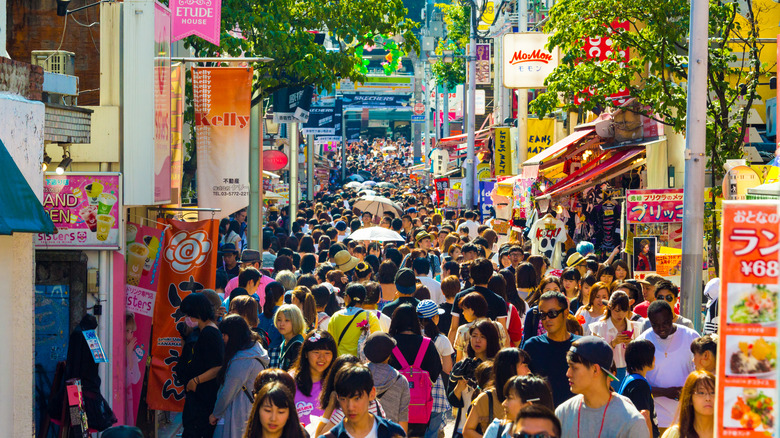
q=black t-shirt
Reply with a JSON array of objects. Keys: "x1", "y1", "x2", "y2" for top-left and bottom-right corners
[
  {"x1": 438, "y1": 302, "x2": 453, "y2": 333},
  {"x1": 621, "y1": 375, "x2": 660, "y2": 438},
  {"x1": 452, "y1": 286, "x2": 508, "y2": 321},
  {"x1": 522, "y1": 334, "x2": 580, "y2": 407},
  {"x1": 218, "y1": 264, "x2": 240, "y2": 280},
  {"x1": 382, "y1": 296, "x2": 421, "y2": 318},
  {"x1": 389, "y1": 333, "x2": 442, "y2": 384},
  {"x1": 183, "y1": 325, "x2": 225, "y2": 421}
]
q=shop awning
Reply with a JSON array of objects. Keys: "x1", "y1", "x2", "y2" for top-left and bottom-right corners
[
  {"x1": 263, "y1": 170, "x2": 280, "y2": 179},
  {"x1": 541, "y1": 147, "x2": 645, "y2": 198},
  {"x1": 522, "y1": 128, "x2": 595, "y2": 168},
  {"x1": 437, "y1": 129, "x2": 491, "y2": 148},
  {"x1": 0, "y1": 139, "x2": 55, "y2": 235}
]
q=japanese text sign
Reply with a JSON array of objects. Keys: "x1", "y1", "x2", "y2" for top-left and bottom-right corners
[
  {"x1": 626, "y1": 189, "x2": 684, "y2": 224},
  {"x1": 36, "y1": 173, "x2": 122, "y2": 250},
  {"x1": 502, "y1": 33, "x2": 559, "y2": 89},
  {"x1": 716, "y1": 201, "x2": 780, "y2": 437},
  {"x1": 170, "y1": 0, "x2": 222, "y2": 46}
]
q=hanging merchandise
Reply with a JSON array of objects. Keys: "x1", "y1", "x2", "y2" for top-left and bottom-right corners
[{"x1": 528, "y1": 213, "x2": 569, "y2": 269}]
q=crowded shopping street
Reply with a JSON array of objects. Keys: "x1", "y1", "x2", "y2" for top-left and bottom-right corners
[{"x1": 0, "y1": 0, "x2": 778, "y2": 436}]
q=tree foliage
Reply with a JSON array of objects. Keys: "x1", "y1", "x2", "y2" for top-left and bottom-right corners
[{"x1": 430, "y1": 2, "x2": 469, "y2": 90}]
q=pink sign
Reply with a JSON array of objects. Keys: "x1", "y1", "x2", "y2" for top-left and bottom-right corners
[
  {"x1": 626, "y1": 189, "x2": 684, "y2": 224},
  {"x1": 125, "y1": 223, "x2": 165, "y2": 426},
  {"x1": 155, "y1": 3, "x2": 172, "y2": 203},
  {"x1": 36, "y1": 173, "x2": 121, "y2": 249},
  {"x1": 170, "y1": 0, "x2": 222, "y2": 46}
]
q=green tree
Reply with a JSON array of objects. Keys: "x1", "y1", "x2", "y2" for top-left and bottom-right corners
[
  {"x1": 430, "y1": 2, "x2": 469, "y2": 90},
  {"x1": 530, "y1": 0, "x2": 774, "y2": 272}
]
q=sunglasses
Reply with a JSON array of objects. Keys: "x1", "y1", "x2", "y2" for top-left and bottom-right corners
[
  {"x1": 514, "y1": 433, "x2": 556, "y2": 438},
  {"x1": 534, "y1": 308, "x2": 565, "y2": 320},
  {"x1": 656, "y1": 294, "x2": 675, "y2": 302}
]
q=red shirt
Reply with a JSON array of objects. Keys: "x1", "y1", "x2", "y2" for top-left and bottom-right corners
[{"x1": 633, "y1": 299, "x2": 680, "y2": 318}]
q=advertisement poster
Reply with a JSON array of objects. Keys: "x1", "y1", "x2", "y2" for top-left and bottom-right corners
[
  {"x1": 476, "y1": 43, "x2": 491, "y2": 85},
  {"x1": 479, "y1": 181, "x2": 495, "y2": 221},
  {"x1": 627, "y1": 189, "x2": 684, "y2": 223},
  {"x1": 716, "y1": 201, "x2": 779, "y2": 437},
  {"x1": 146, "y1": 219, "x2": 218, "y2": 412},
  {"x1": 154, "y1": 3, "x2": 172, "y2": 204},
  {"x1": 125, "y1": 222, "x2": 165, "y2": 425},
  {"x1": 502, "y1": 33, "x2": 559, "y2": 89},
  {"x1": 495, "y1": 127, "x2": 512, "y2": 176},
  {"x1": 36, "y1": 173, "x2": 122, "y2": 249},
  {"x1": 655, "y1": 253, "x2": 682, "y2": 277},
  {"x1": 170, "y1": 0, "x2": 222, "y2": 46},
  {"x1": 632, "y1": 236, "x2": 656, "y2": 272},
  {"x1": 83, "y1": 330, "x2": 108, "y2": 363},
  {"x1": 527, "y1": 119, "x2": 555, "y2": 159},
  {"x1": 193, "y1": 67, "x2": 252, "y2": 220},
  {"x1": 434, "y1": 178, "x2": 450, "y2": 206}
]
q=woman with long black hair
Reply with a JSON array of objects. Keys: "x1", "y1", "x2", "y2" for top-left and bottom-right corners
[
  {"x1": 209, "y1": 315, "x2": 268, "y2": 438},
  {"x1": 258, "y1": 281, "x2": 286, "y2": 351}
]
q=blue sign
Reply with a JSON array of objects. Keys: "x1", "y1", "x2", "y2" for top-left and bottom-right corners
[
  {"x1": 411, "y1": 115, "x2": 425, "y2": 123},
  {"x1": 479, "y1": 181, "x2": 495, "y2": 221},
  {"x1": 83, "y1": 329, "x2": 108, "y2": 363}
]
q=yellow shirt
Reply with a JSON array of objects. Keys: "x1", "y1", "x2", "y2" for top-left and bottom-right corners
[{"x1": 327, "y1": 308, "x2": 380, "y2": 356}]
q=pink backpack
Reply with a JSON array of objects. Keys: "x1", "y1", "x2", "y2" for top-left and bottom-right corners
[{"x1": 391, "y1": 337, "x2": 433, "y2": 424}]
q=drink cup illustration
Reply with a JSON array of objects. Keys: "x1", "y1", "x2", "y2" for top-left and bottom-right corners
[
  {"x1": 126, "y1": 224, "x2": 138, "y2": 244},
  {"x1": 142, "y1": 235, "x2": 160, "y2": 275},
  {"x1": 96, "y1": 214, "x2": 115, "y2": 241},
  {"x1": 97, "y1": 193, "x2": 117, "y2": 215},
  {"x1": 126, "y1": 242, "x2": 149, "y2": 286},
  {"x1": 79, "y1": 206, "x2": 98, "y2": 232},
  {"x1": 85, "y1": 181, "x2": 104, "y2": 205}
]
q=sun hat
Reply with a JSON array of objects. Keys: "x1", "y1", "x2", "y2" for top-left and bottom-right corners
[
  {"x1": 417, "y1": 299, "x2": 445, "y2": 319},
  {"x1": 566, "y1": 252, "x2": 586, "y2": 268},
  {"x1": 333, "y1": 250, "x2": 359, "y2": 272}
]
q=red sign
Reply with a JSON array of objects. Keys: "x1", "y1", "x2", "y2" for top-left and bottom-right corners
[
  {"x1": 508, "y1": 49, "x2": 553, "y2": 65},
  {"x1": 414, "y1": 102, "x2": 425, "y2": 115},
  {"x1": 626, "y1": 189, "x2": 684, "y2": 223},
  {"x1": 263, "y1": 150, "x2": 289, "y2": 171},
  {"x1": 716, "y1": 202, "x2": 780, "y2": 437},
  {"x1": 575, "y1": 21, "x2": 631, "y2": 105}
]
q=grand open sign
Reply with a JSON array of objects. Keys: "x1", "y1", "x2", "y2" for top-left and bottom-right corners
[{"x1": 263, "y1": 150, "x2": 289, "y2": 171}]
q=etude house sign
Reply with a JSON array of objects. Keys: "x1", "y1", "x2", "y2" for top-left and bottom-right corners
[{"x1": 502, "y1": 33, "x2": 559, "y2": 89}]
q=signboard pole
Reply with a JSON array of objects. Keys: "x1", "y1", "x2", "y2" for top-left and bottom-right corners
[
  {"x1": 307, "y1": 134, "x2": 315, "y2": 200},
  {"x1": 289, "y1": 123, "x2": 299, "y2": 222},
  {"x1": 516, "y1": 0, "x2": 529, "y2": 172},
  {"x1": 465, "y1": 5, "x2": 477, "y2": 208},
  {"x1": 249, "y1": 101, "x2": 261, "y2": 251},
  {"x1": 341, "y1": 108, "x2": 347, "y2": 183}
]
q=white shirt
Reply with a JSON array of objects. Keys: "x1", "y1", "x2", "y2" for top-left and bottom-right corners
[
  {"x1": 417, "y1": 276, "x2": 445, "y2": 305},
  {"x1": 528, "y1": 216, "x2": 569, "y2": 269},
  {"x1": 637, "y1": 324, "x2": 700, "y2": 427},
  {"x1": 587, "y1": 318, "x2": 644, "y2": 368},
  {"x1": 464, "y1": 220, "x2": 479, "y2": 240}
]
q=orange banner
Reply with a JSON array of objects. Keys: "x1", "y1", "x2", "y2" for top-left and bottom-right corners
[
  {"x1": 716, "y1": 202, "x2": 780, "y2": 437},
  {"x1": 193, "y1": 67, "x2": 252, "y2": 221},
  {"x1": 146, "y1": 219, "x2": 219, "y2": 411}
]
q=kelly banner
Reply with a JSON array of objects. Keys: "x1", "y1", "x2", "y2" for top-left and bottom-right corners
[
  {"x1": 193, "y1": 67, "x2": 252, "y2": 221},
  {"x1": 125, "y1": 223, "x2": 165, "y2": 425},
  {"x1": 147, "y1": 219, "x2": 218, "y2": 412},
  {"x1": 494, "y1": 127, "x2": 512, "y2": 176},
  {"x1": 626, "y1": 189, "x2": 684, "y2": 223},
  {"x1": 716, "y1": 202, "x2": 780, "y2": 437},
  {"x1": 36, "y1": 173, "x2": 122, "y2": 250},
  {"x1": 170, "y1": 0, "x2": 222, "y2": 46}
]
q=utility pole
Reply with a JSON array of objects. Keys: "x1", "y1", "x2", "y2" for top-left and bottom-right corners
[
  {"x1": 248, "y1": 101, "x2": 263, "y2": 250},
  {"x1": 464, "y1": 1, "x2": 477, "y2": 208},
  {"x1": 442, "y1": 87, "x2": 450, "y2": 137},
  {"x1": 680, "y1": 0, "x2": 708, "y2": 332},
  {"x1": 516, "y1": 0, "x2": 529, "y2": 172},
  {"x1": 307, "y1": 134, "x2": 315, "y2": 201},
  {"x1": 424, "y1": 62, "x2": 432, "y2": 170},
  {"x1": 288, "y1": 122, "x2": 299, "y2": 224}
]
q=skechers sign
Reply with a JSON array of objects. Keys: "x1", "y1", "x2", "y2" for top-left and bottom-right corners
[{"x1": 502, "y1": 33, "x2": 559, "y2": 89}]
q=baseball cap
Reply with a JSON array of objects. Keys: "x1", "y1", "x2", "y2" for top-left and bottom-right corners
[
  {"x1": 569, "y1": 336, "x2": 618, "y2": 381},
  {"x1": 417, "y1": 299, "x2": 445, "y2": 319},
  {"x1": 364, "y1": 332, "x2": 397, "y2": 363},
  {"x1": 407, "y1": 207, "x2": 418, "y2": 214},
  {"x1": 395, "y1": 268, "x2": 417, "y2": 295}
]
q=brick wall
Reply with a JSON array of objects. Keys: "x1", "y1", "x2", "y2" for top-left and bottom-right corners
[
  {"x1": 0, "y1": 56, "x2": 43, "y2": 100},
  {"x1": 6, "y1": 0, "x2": 100, "y2": 105}
]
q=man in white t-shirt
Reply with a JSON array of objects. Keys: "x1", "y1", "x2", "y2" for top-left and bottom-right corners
[
  {"x1": 463, "y1": 210, "x2": 479, "y2": 240},
  {"x1": 413, "y1": 257, "x2": 444, "y2": 305},
  {"x1": 637, "y1": 300, "x2": 700, "y2": 429}
]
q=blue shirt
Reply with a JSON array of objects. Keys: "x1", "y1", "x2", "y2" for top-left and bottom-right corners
[{"x1": 522, "y1": 334, "x2": 581, "y2": 407}]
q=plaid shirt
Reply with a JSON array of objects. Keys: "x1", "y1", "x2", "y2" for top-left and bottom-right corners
[
  {"x1": 268, "y1": 346, "x2": 281, "y2": 368},
  {"x1": 432, "y1": 375, "x2": 450, "y2": 413}
]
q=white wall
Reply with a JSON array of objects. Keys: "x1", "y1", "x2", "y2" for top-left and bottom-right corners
[{"x1": 0, "y1": 93, "x2": 45, "y2": 437}]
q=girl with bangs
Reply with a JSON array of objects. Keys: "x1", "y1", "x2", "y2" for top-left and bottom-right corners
[
  {"x1": 244, "y1": 382, "x2": 306, "y2": 438},
  {"x1": 289, "y1": 331, "x2": 338, "y2": 426},
  {"x1": 575, "y1": 281, "x2": 611, "y2": 335},
  {"x1": 661, "y1": 371, "x2": 715, "y2": 438},
  {"x1": 587, "y1": 291, "x2": 643, "y2": 388}
]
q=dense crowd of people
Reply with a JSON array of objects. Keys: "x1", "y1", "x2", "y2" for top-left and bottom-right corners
[{"x1": 175, "y1": 138, "x2": 718, "y2": 438}]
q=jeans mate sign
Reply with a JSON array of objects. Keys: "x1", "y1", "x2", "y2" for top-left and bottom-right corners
[
  {"x1": 502, "y1": 33, "x2": 559, "y2": 89},
  {"x1": 495, "y1": 127, "x2": 512, "y2": 176}
]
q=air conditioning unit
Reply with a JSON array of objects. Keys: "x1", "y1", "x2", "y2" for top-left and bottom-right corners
[{"x1": 31, "y1": 50, "x2": 76, "y2": 76}]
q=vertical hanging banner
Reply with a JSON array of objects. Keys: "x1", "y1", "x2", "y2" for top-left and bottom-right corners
[
  {"x1": 494, "y1": 127, "x2": 512, "y2": 176},
  {"x1": 170, "y1": 0, "x2": 222, "y2": 46},
  {"x1": 147, "y1": 219, "x2": 218, "y2": 412},
  {"x1": 169, "y1": 63, "x2": 184, "y2": 206},
  {"x1": 716, "y1": 202, "x2": 780, "y2": 437},
  {"x1": 125, "y1": 223, "x2": 165, "y2": 425},
  {"x1": 273, "y1": 86, "x2": 314, "y2": 123},
  {"x1": 193, "y1": 67, "x2": 252, "y2": 220},
  {"x1": 154, "y1": 3, "x2": 172, "y2": 203},
  {"x1": 527, "y1": 119, "x2": 555, "y2": 159},
  {"x1": 476, "y1": 43, "x2": 491, "y2": 85}
]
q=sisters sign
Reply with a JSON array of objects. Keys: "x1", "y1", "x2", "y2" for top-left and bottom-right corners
[{"x1": 170, "y1": 0, "x2": 222, "y2": 46}]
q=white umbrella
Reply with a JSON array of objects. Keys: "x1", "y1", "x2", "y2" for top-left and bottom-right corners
[
  {"x1": 345, "y1": 181, "x2": 363, "y2": 189},
  {"x1": 347, "y1": 227, "x2": 405, "y2": 242},
  {"x1": 362, "y1": 181, "x2": 377, "y2": 187},
  {"x1": 353, "y1": 195, "x2": 403, "y2": 217},
  {"x1": 358, "y1": 189, "x2": 378, "y2": 196},
  {"x1": 381, "y1": 146, "x2": 397, "y2": 152}
]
